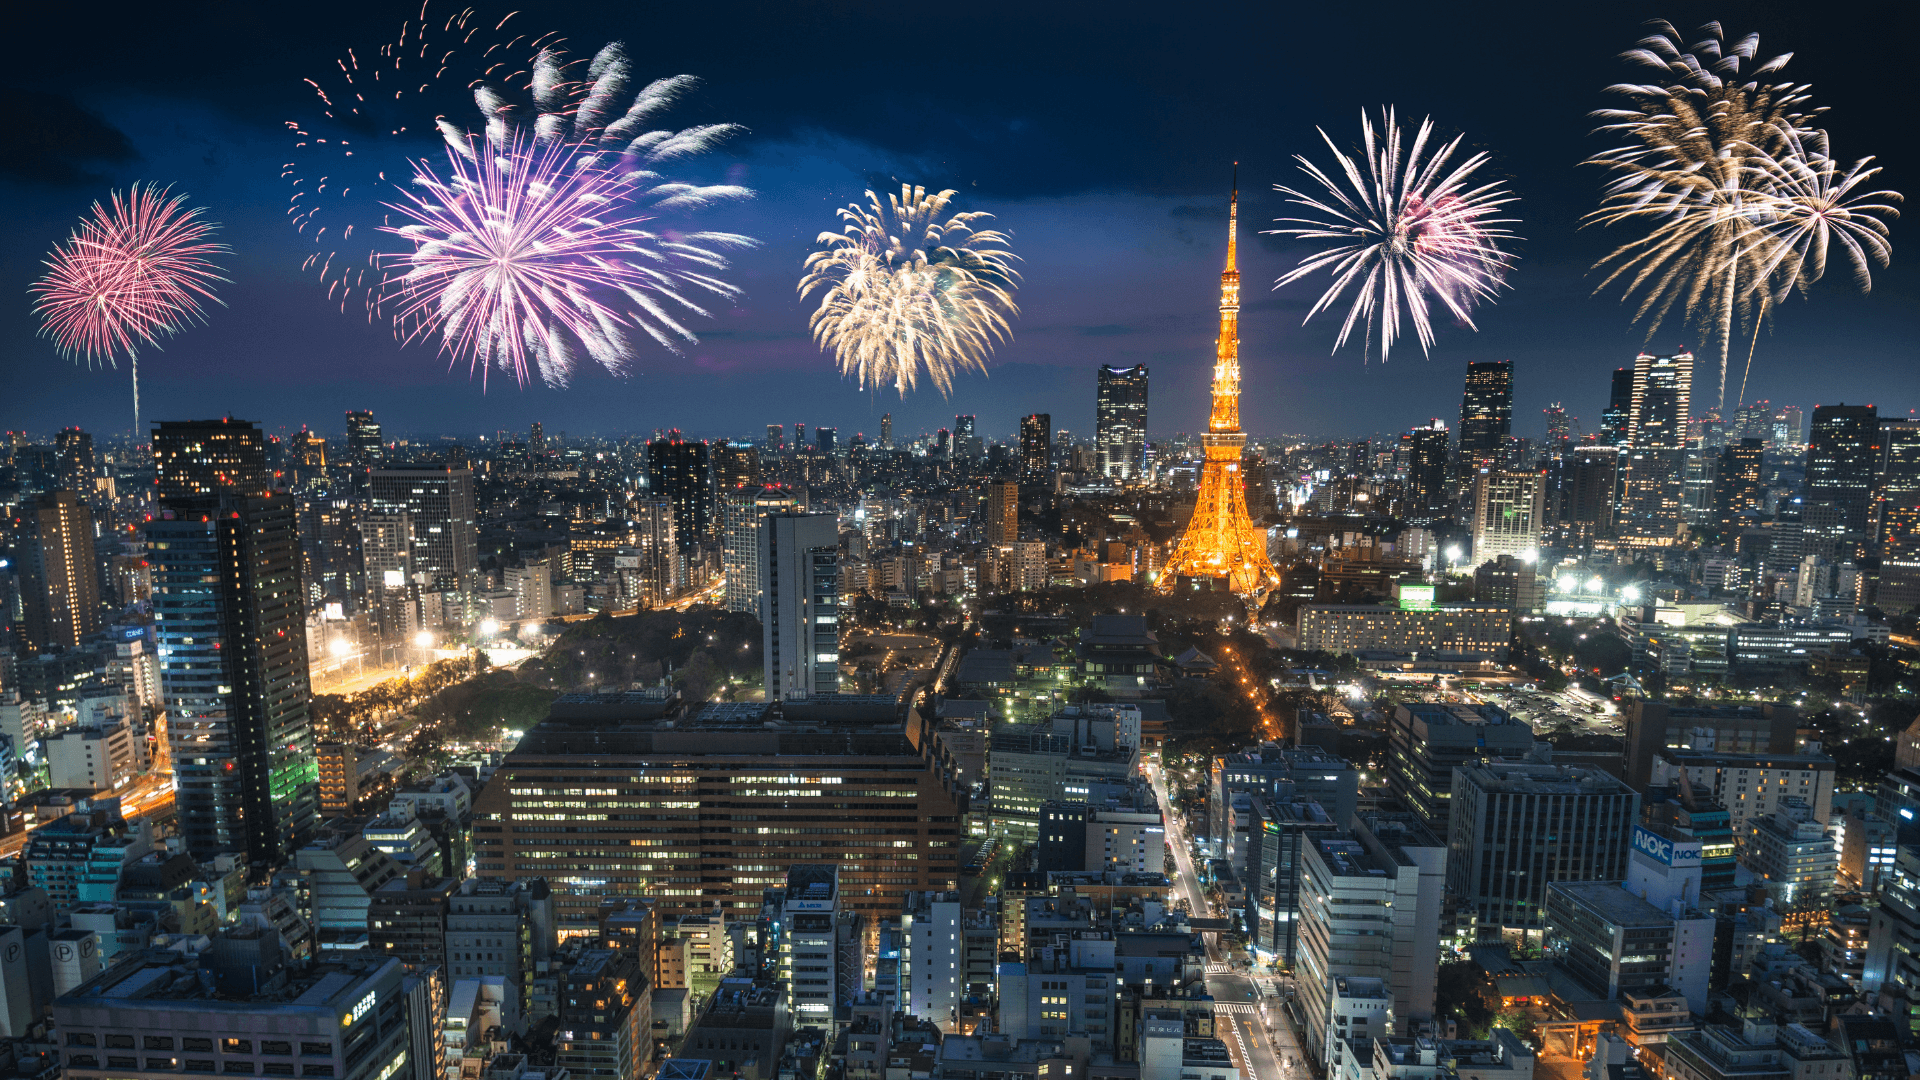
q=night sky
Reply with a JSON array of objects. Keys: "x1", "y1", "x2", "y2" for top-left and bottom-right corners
[{"x1": 3, "y1": 1, "x2": 1915, "y2": 447}]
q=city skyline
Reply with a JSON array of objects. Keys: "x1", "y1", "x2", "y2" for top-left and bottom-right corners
[{"x1": 4, "y1": 3, "x2": 1916, "y2": 441}]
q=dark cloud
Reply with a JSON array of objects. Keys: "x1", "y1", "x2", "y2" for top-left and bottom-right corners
[{"x1": 0, "y1": 90, "x2": 137, "y2": 186}]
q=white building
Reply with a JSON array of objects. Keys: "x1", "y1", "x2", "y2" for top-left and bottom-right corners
[
  {"x1": 1325, "y1": 976, "x2": 1395, "y2": 1070},
  {"x1": 504, "y1": 561, "x2": 551, "y2": 621},
  {"x1": 901, "y1": 890, "x2": 963, "y2": 1031},
  {"x1": 761, "y1": 514, "x2": 840, "y2": 699},
  {"x1": 780, "y1": 864, "x2": 840, "y2": 1022},
  {"x1": 45, "y1": 719, "x2": 138, "y2": 793},
  {"x1": 1470, "y1": 469, "x2": 1545, "y2": 566}
]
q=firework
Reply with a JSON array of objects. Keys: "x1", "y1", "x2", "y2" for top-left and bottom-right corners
[
  {"x1": 30, "y1": 183, "x2": 229, "y2": 439},
  {"x1": 1266, "y1": 107, "x2": 1520, "y2": 363},
  {"x1": 381, "y1": 131, "x2": 754, "y2": 389},
  {"x1": 1586, "y1": 20, "x2": 1844, "y2": 407},
  {"x1": 288, "y1": 3, "x2": 560, "y2": 316},
  {"x1": 1745, "y1": 126, "x2": 1901, "y2": 300},
  {"x1": 800, "y1": 185, "x2": 1021, "y2": 397}
]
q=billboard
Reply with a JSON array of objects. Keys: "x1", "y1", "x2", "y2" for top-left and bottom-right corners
[{"x1": 1631, "y1": 825, "x2": 1702, "y2": 868}]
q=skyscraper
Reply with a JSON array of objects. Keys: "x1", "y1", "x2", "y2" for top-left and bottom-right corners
[
  {"x1": 645, "y1": 432, "x2": 713, "y2": 546},
  {"x1": 1776, "y1": 405, "x2": 1806, "y2": 449},
  {"x1": 1019, "y1": 413, "x2": 1052, "y2": 484},
  {"x1": 1620, "y1": 351, "x2": 1693, "y2": 543},
  {"x1": 712, "y1": 441, "x2": 761, "y2": 490},
  {"x1": 1403, "y1": 421, "x2": 1450, "y2": 525},
  {"x1": 529, "y1": 421, "x2": 546, "y2": 459},
  {"x1": 1716, "y1": 438, "x2": 1766, "y2": 529},
  {"x1": 1542, "y1": 404, "x2": 1571, "y2": 453},
  {"x1": 815, "y1": 427, "x2": 837, "y2": 454},
  {"x1": 765, "y1": 424, "x2": 785, "y2": 454},
  {"x1": 345, "y1": 410, "x2": 383, "y2": 464},
  {"x1": 369, "y1": 465, "x2": 478, "y2": 583},
  {"x1": 953, "y1": 415, "x2": 982, "y2": 459},
  {"x1": 1804, "y1": 404, "x2": 1880, "y2": 554},
  {"x1": 153, "y1": 418, "x2": 268, "y2": 501},
  {"x1": 55, "y1": 428, "x2": 95, "y2": 497},
  {"x1": 986, "y1": 481, "x2": 1018, "y2": 544},
  {"x1": 1158, "y1": 179, "x2": 1280, "y2": 608},
  {"x1": 1096, "y1": 365, "x2": 1149, "y2": 481},
  {"x1": 761, "y1": 513, "x2": 840, "y2": 699},
  {"x1": 1469, "y1": 469, "x2": 1545, "y2": 566},
  {"x1": 721, "y1": 484, "x2": 798, "y2": 614},
  {"x1": 880, "y1": 413, "x2": 893, "y2": 450},
  {"x1": 1875, "y1": 419, "x2": 1920, "y2": 553},
  {"x1": 148, "y1": 493, "x2": 320, "y2": 864},
  {"x1": 1457, "y1": 360, "x2": 1514, "y2": 471},
  {"x1": 1599, "y1": 368, "x2": 1634, "y2": 446},
  {"x1": 18, "y1": 491, "x2": 101, "y2": 654},
  {"x1": 1558, "y1": 446, "x2": 1620, "y2": 541}
]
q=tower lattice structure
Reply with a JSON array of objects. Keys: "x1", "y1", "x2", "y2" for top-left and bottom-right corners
[{"x1": 1158, "y1": 174, "x2": 1280, "y2": 611}]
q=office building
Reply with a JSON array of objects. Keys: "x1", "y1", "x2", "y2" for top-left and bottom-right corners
[
  {"x1": 760, "y1": 513, "x2": 839, "y2": 699},
  {"x1": 1096, "y1": 365, "x2": 1149, "y2": 481},
  {"x1": 1457, "y1": 360, "x2": 1514, "y2": 469},
  {"x1": 1646, "y1": 749, "x2": 1835, "y2": 842},
  {"x1": 1387, "y1": 703, "x2": 1537, "y2": 837},
  {"x1": 1804, "y1": 404, "x2": 1880, "y2": 554},
  {"x1": 53, "y1": 934, "x2": 423, "y2": 1080},
  {"x1": 1403, "y1": 421, "x2": 1450, "y2": 523},
  {"x1": 900, "y1": 891, "x2": 964, "y2": 1032},
  {"x1": 148, "y1": 494, "x2": 320, "y2": 864},
  {"x1": 721, "y1": 485, "x2": 799, "y2": 615},
  {"x1": 712, "y1": 441, "x2": 761, "y2": 490},
  {"x1": 447, "y1": 877, "x2": 555, "y2": 1034},
  {"x1": 346, "y1": 409, "x2": 383, "y2": 463},
  {"x1": 1741, "y1": 799, "x2": 1837, "y2": 914},
  {"x1": 556, "y1": 949, "x2": 649, "y2": 1080},
  {"x1": 1622, "y1": 701, "x2": 1798, "y2": 790},
  {"x1": 646, "y1": 432, "x2": 713, "y2": 545},
  {"x1": 1544, "y1": 881, "x2": 1713, "y2": 1006},
  {"x1": 1600, "y1": 367, "x2": 1634, "y2": 446},
  {"x1": 1295, "y1": 601, "x2": 1513, "y2": 669},
  {"x1": 369, "y1": 874, "x2": 455, "y2": 968},
  {"x1": 17, "y1": 490, "x2": 101, "y2": 654},
  {"x1": 954, "y1": 415, "x2": 982, "y2": 459},
  {"x1": 1472, "y1": 554, "x2": 1543, "y2": 613},
  {"x1": 369, "y1": 466, "x2": 478, "y2": 583},
  {"x1": 1447, "y1": 761, "x2": 1640, "y2": 939},
  {"x1": 765, "y1": 424, "x2": 785, "y2": 453},
  {"x1": 1296, "y1": 814, "x2": 1446, "y2": 1063},
  {"x1": 1864, "y1": 841, "x2": 1920, "y2": 1027},
  {"x1": 1469, "y1": 469, "x2": 1545, "y2": 565},
  {"x1": 45, "y1": 719, "x2": 139, "y2": 794},
  {"x1": 1020, "y1": 414, "x2": 1052, "y2": 485},
  {"x1": 1555, "y1": 446, "x2": 1620, "y2": 541},
  {"x1": 152, "y1": 417, "x2": 268, "y2": 503},
  {"x1": 1246, "y1": 799, "x2": 1342, "y2": 966},
  {"x1": 816, "y1": 426, "x2": 837, "y2": 453},
  {"x1": 1716, "y1": 438, "x2": 1767, "y2": 528},
  {"x1": 1621, "y1": 351, "x2": 1694, "y2": 543},
  {"x1": 879, "y1": 413, "x2": 893, "y2": 449},
  {"x1": 780, "y1": 864, "x2": 840, "y2": 1022},
  {"x1": 474, "y1": 695, "x2": 966, "y2": 931}
]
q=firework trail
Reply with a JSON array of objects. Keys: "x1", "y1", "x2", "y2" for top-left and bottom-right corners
[
  {"x1": 1583, "y1": 19, "x2": 1885, "y2": 408},
  {"x1": 30, "y1": 183, "x2": 229, "y2": 440},
  {"x1": 800, "y1": 185, "x2": 1021, "y2": 397},
  {"x1": 288, "y1": 2, "x2": 561, "y2": 317},
  {"x1": 379, "y1": 41, "x2": 754, "y2": 389},
  {"x1": 1266, "y1": 107, "x2": 1520, "y2": 363}
]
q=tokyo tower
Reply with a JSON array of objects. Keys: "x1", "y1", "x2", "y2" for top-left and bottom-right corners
[{"x1": 1157, "y1": 171, "x2": 1280, "y2": 611}]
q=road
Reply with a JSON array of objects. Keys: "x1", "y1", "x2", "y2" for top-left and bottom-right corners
[{"x1": 1149, "y1": 762, "x2": 1293, "y2": 1080}]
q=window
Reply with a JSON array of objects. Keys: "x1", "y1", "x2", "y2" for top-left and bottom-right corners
[
  {"x1": 224, "y1": 1040, "x2": 253, "y2": 1055},
  {"x1": 110, "y1": 1057, "x2": 139, "y2": 1069},
  {"x1": 68, "y1": 1034, "x2": 97, "y2": 1048},
  {"x1": 300, "y1": 1045, "x2": 334, "y2": 1058},
  {"x1": 107, "y1": 1036, "x2": 136, "y2": 1049},
  {"x1": 185, "y1": 1039, "x2": 215, "y2": 1053},
  {"x1": 187, "y1": 1061, "x2": 218, "y2": 1073},
  {"x1": 263, "y1": 1065, "x2": 295, "y2": 1076},
  {"x1": 149, "y1": 1038, "x2": 178, "y2": 1051},
  {"x1": 302, "y1": 1068, "x2": 335, "y2": 1078},
  {"x1": 149, "y1": 1059, "x2": 180, "y2": 1070},
  {"x1": 225, "y1": 1064, "x2": 255, "y2": 1075},
  {"x1": 261, "y1": 1043, "x2": 292, "y2": 1057}
]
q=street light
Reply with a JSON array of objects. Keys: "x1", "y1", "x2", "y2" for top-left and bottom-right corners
[
  {"x1": 328, "y1": 638, "x2": 351, "y2": 658},
  {"x1": 414, "y1": 631, "x2": 435, "y2": 649}
]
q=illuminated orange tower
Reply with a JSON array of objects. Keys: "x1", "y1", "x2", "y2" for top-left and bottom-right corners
[{"x1": 1158, "y1": 170, "x2": 1280, "y2": 610}]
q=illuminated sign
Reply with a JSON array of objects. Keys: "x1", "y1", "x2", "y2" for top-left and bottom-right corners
[
  {"x1": 1631, "y1": 825, "x2": 1701, "y2": 868},
  {"x1": 344, "y1": 989, "x2": 377, "y2": 1027},
  {"x1": 1396, "y1": 584, "x2": 1435, "y2": 611}
]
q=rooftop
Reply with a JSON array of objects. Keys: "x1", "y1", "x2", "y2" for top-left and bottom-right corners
[
  {"x1": 1457, "y1": 761, "x2": 1633, "y2": 796},
  {"x1": 1547, "y1": 881, "x2": 1671, "y2": 928}
]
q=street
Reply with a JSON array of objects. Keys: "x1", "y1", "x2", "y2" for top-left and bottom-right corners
[{"x1": 1149, "y1": 763, "x2": 1299, "y2": 1080}]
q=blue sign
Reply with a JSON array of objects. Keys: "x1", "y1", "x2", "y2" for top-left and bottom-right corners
[{"x1": 1631, "y1": 825, "x2": 1701, "y2": 868}]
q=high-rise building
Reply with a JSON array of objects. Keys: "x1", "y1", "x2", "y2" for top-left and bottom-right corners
[
  {"x1": 1775, "y1": 405, "x2": 1806, "y2": 449},
  {"x1": 1403, "y1": 421, "x2": 1451, "y2": 524},
  {"x1": 55, "y1": 427, "x2": 94, "y2": 497},
  {"x1": 795, "y1": 422, "x2": 807, "y2": 448},
  {"x1": 17, "y1": 491, "x2": 101, "y2": 654},
  {"x1": 1621, "y1": 351, "x2": 1693, "y2": 543},
  {"x1": 1596, "y1": 370, "x2": 1632, "y2": 448},
  {"x1": 1457, "y1": 360, "x2": 1514, "y2": 469},
  {"x1": 780, "y1": 864, "x2": 840, "y2": 1021},
  {"x1": 1386, "y1": 702, "x2": 1537, "y2": 837},
  {"x1": 1096, "y1": 365, "x2": 1149, "y2": 481},
  {"x1": 880, "y1": 413, "x2": 893, "y2": 449},
  {"x1": 1446, "y1": 761, "x2": 1639, "y2": 939},
  {"x1": 1716, "y1": 438, "x2": 1767, "y2": 529},
  {"x1": 1876, "y1": 419, "x2": 1920, "y2": 553},
  {"x1": 1469, "y1": 469, "x2": 1545, "y2": 566},
  {"x1": 1804, "y1": 403, "x2": 1880, "y2": 554},
  {"x1": 647, "y1": 432, "x2": 713, "y2": 546},
  {"x1": 369, "y1": 466, "x2": 478, "y2": 583},
  {"x1": 148, "y1": 494, "x2": 320, "y2": 864},
  {"x1": 986, "y1": 481, "x2": 1018, "y2": 544},
  {"x1": 1019, "y1": 414, "x2": 1052, "y2": 484},
  {"x1": 1159, "y1": 180, "x2": 1280, "y2": 607},
  {"x1": 721, "y1": 484, "x2": 798, "y2": 614},
  {"x1": 1554, "y1": 446, "x2": 1619, "y2": 541},
  {"x1": 761, "y1": 513, "x2": 839, "y2": 699},
  {"x1": 712, "y1": 441, "x2": 761, "y2": 490},
  {"x1": 528, "y1": 421, "x2": 546, "y2": 459},
  {"x1": 953, "y1": 414, "x2": 982, "y2": 459},
  {"x1": 765, "y1": 424, "x2": 785, "y2": 453},
  {"x1": 153, "y1": 418, "x2": 268, "y2": 502},
  {"x1": 345, "y1": 409, "x2": 383, "y2": 464},
  {"x1": 1543, "y1": 404, "x2": 1571, "y2": 452},
  {"x1": 474, "y1": 697, "x2": 967, "y2": 930},
  {"x1": 816, "y1": 427, "x2": 837, "y2": 454}
]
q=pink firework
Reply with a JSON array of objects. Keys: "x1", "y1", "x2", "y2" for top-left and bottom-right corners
[
  {"x1": 30, "y1": 182, "x2": 229, "y2": 437},
  {"x1": 381, "y1": 132, "x2": 752, "y2": 389}
]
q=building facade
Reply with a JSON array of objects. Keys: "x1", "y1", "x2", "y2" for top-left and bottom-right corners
[
  {"x1": 1096, "y1": 365, "x2": 1149, "y2": 482},
  {"x1": 760, "y1": 513, "x2": 840, "y2": 699}
]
